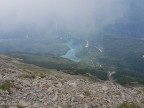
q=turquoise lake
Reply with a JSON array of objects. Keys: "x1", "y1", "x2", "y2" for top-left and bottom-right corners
[{"x1": 61, "y1": 41, "x2": 81, "y2": 62}]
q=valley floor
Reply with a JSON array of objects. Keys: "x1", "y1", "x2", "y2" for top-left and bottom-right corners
[{"x1": 0, "y1": 54, "x2": 144, "y2": 108}]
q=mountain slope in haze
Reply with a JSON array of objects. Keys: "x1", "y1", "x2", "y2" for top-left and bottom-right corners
[
  {"x1": 78, "y1": 0, "x2": 144, "y2": 83},
  {"x1": 0, "y1": 1, "x2": 144, "y2": 101},
  {"x1": 0, "y1": 54, "x2": 144, "y2": 108}
]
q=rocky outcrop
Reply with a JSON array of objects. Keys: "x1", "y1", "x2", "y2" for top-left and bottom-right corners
[{"x1": 0, "y1": 54, "x2": 144, "y2": 108}]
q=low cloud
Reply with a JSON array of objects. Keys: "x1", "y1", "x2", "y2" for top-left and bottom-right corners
[{"x1": 0, "y1": 0, "x2": 129, "y2": 37}]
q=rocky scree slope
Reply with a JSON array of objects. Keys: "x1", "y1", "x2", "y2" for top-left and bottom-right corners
[{"x1": 0, "y1": 54, "x2": 144, "y2": 108}]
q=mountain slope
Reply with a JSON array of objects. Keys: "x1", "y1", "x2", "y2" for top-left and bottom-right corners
[{"x1": 0, "y1": 54, "x2": 144, "y2": 108}]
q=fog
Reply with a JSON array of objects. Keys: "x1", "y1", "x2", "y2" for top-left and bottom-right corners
[{"x1": 0, "y1": 0, "x2": 130, "y2": 37}]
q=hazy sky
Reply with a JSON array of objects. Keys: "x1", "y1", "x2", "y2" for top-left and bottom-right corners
[{"x1": 0, "y1": 0, "x2": 129, "y2": 36}]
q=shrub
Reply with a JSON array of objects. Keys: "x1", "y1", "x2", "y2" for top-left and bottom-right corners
[{"x1": 0, "y1": 80, "x2": 13, "y2": 93}]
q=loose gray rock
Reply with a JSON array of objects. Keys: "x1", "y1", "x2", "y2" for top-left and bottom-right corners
[
  {"x1": 33, "y1": 103, "x2": 39, "y2": 108},
  {"x1": 18, "y1": 100, "x2": 28, "y2": 107}
]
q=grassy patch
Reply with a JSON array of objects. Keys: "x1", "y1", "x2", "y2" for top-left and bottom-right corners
[
  {"x1": 117, "y1": 102, "x2": 140, "y2": 108},
  {"x1": 17, "y1": 105, "x2": 25, "y2": 108},
  {"x1": 19, "y1": 70, "x2": 46, "y2": 79},
  {"x1": 20, "y1": 72, "x2": 35, "y2": 79},
  {"x1": 7, "y1": 53, "x2": 78, "y2": 70},
  {"x1": 141, "y1": 97, "x2": 144, "y2": 104},
  {"x1": 16, "y1": 62, "x2": 51, "y2": 79},
  {"x1": 9, "y1": 53, "x2": 109, "y2": 81},
  {"x1": 0, "y1": 80, "x2": 17, "y2": 93}
]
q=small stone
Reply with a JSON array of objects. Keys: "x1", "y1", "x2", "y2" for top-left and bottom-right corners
[
  {"x1": 79, "y1": 94, "x2": 85, "y2": 98},
  {"x1": 70, "y1": 102, "x2": 79, "y2": 106},
  {"x1": 52, "y1": 91, "x2": 58, "y2": 101},
  {"x1": 18, "y1": 100, "x2": 28, "y2": 107},
  {"x1": 30, "y1": 92, "x2": 36, "y2": 96},
  {"x1": 22, "y1": 80, "x2": 31, "y2": 86},
  {"x1": 44, "y1": 103, "x2": 47, "y2": 106},
  {"x1": 33, "y1": 103, "x2": 39, "y2": 108},
  {"x1": 39, "y1": 99, "x2": 43, "y2": 102},
  {"x1": 11, "y1": 102, "x2": 17, "y2": 106},
  {"x1": 47, "y1": 87, "x2": 53, "y2": 92},
  {"x1": 58, "y1": 106, "x2": 62, "y2": 108},
  {"x1": 102, "y1": 86, "x2": 108, "y2": 91},
  {"x1": 0, "y1": 101, "x2": 5, "y2": 106},
  {"x1": 70, "y1": 96, "x2": 78, "y2": 106},
  {"x1": 5, "y1": 90, "x2": 9, "y2": 94},
  {"x1": 68, "y1": 82, "x2": 77, "y2": 87},
  {"x1": 56, "y1": 82, "x2": 62, "y2": 87},
  {"x1": 71, "y1": 96, "x2": 78, "y2": 102},
  {"x1": 84, "y1": 103, "x2": 90, "y2": 108},
  {"x1": 23, "y1": 93, "x2": 28, "y2": 97}
]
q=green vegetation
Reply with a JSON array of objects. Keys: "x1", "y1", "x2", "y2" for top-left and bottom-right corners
[
  {"x1": 0, "y1": 37, "x2": 69, "y2": 56},
  {"x1": 4, "y1": 37, "x2": 144, "y2": 85},
  {"x1": 20, "y1": 72, "x2": 35, "y2": 79},
  {"x1": 17, "y1": 105, "x2": 24, "y2": 108},
  {"x1": 102, "y1": 38, "x2": 144, "y2": 71},
  {"x1": 16, "y1": 62, "x2": 51, "y2": 79},
  {"x1": 64, "y1": 105, "x2": 71, "y2": 108},
  {"x1": 117, "y1": 102, "x2": 140, "y2": 108},
  {"x1": 70, "y1": 68, "x2": 108, "y2": 80},
  {"x1": 19, "y1": 70, "x2": 46, "y2": 79},
  {"x1": 77, "y1": 37, "x2": 144, "y2": 85},
  {"x1": 112, "y1": 68, "x2": 144, "y2": 85},
  {"x1": 6, "y1": 53, "x2": 109, "y2": 81},
  {"x1": 141, "y1": 97, "x2": 144, "y2": 104},
  {"x1": 7, "y1": 53, "x2": 78, "y2": 70},
  {"x1": 0, "y1": 80, "x2": 14, "y2": 93},
  {"x1": 101, "y1": 37, "x2": 144, "y2": 85}
]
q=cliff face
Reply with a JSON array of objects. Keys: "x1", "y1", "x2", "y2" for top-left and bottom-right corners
[{"x1": 0, "y1": 54, "x2": 144, "y2": 108}]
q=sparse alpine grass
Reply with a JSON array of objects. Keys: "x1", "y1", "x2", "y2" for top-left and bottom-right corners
[
  {"x1": 0, "y1": 80, "x2": 12, "y2": 93},
  {"x1": 117, "y1": 102, "x2": 140, "y2": 108}
]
